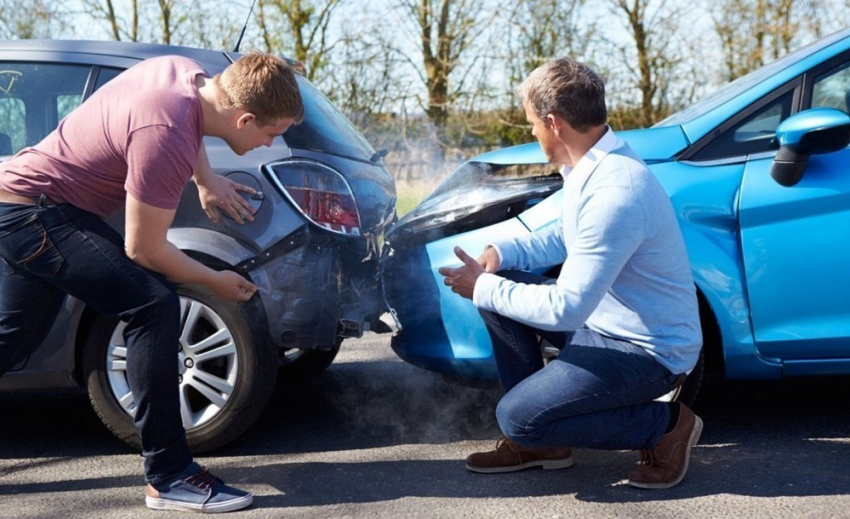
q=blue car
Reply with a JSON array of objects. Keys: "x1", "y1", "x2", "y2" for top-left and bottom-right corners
[{"x1": 381, "y1": 28, "x2": 850, "y2": 403}]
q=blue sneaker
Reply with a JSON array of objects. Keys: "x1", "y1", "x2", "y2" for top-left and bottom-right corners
[{"x1": 145, "y1": 462, "x2": 253, "y2": 513}]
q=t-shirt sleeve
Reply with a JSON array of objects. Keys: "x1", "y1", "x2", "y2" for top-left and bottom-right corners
[{"x1": 124, "y1": 124, "x2": 198, "y2": 209}]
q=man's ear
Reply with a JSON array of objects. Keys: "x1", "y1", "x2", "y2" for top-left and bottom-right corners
[
  {"x1": 236, "y1": 112, "x2": 256, "y2": 130},
  {"x1": 548, "y1": 113, "x2": 573, "y2": 137},
  {"x1": 547, "y1": 113, "x2": 561, "y2": 134}
]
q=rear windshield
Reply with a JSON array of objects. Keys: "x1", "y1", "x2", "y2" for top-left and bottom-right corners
[{"x1": 283, "y1": 76, "x2": 376, "y2": 162}]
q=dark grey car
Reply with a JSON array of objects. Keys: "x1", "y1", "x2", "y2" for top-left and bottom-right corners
[{"x1": 0, "y1": 40, "x2": 396, "y2": 452}]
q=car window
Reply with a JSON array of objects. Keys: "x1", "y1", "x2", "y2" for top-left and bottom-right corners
[
  {"x1": 93, "y1": 67, "x2": 124, "y2": 92},
  {"x1": 812, "y1": 62, "x2": 850, "y2": 112},
  {"x1": 690, "y1": 89, "x2": 795, "y2": 161},
  {"x1": 0, "y1": 95, "x2": 23, "y2": 156},
  {"x1": 0, "y1": 63, "x2": 91, "y2": 155},
  {"x1": 88, "y1": 65, "x2": 377, "y2": 163},
  {"x1": 283, "y1": 77, "x2": 376, "y2": 162}
]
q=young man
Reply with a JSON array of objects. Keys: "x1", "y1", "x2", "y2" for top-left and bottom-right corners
[
  {"x1": 0, "y1": 51, "x2": 303, "y2": 512},
  {"x1": 439, "y1": 57, "x2": 703, "y2": 489}
]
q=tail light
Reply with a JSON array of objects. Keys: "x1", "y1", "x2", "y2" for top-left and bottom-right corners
[{"x1": 265, "y1": 159, "x2": 361, "y2": 236}]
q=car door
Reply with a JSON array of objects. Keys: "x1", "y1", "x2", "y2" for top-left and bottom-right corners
[
  {"x1": 0, "y1": 57, "x2": 98, "y2": 376},
  {"x1": 738, "y1": 54, "x2": 850, "y2": 370}
]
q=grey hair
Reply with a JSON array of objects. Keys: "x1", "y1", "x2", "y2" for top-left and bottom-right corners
[{"x1": 517, "y1": 57, "x2": 607, "y2": 133}]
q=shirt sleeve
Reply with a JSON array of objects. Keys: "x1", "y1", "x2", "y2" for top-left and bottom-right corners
[
  {"x1": 124, "y1": 124, "x2": 198, "y2": 209},
  {"x1": 473, "y1": 185, "x2": 647, "y2": 331},
  {"x1": 490, "y1": 217, "x2": 566, "y2": 271}
]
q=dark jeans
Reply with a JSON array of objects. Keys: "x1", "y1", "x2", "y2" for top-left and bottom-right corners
[
  {"x1": 479, "y1": 270, "x2": 679, "y2": 451},
  {"x1": 0, "y1": 202, "x2": 191, "y2": 483}
]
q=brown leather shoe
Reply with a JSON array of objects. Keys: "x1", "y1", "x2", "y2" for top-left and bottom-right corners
[
  {"x1": 465, "y1": 437, "x2": 574, "y2": 474},
  {"x1": 628, "y1": 403, "x2": 703, "y2": 489}
]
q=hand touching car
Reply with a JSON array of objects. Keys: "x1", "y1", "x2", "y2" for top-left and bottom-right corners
[{"x1": 196, "y1": 171, "x2": 257, "y2": 224}]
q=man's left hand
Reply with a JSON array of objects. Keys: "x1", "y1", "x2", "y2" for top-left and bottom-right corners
[
  {"x1": 197, "y1": 174, "x2": 256, "y2": 224},
  {"x1": 438, "y1": 246, "x2": 485, "y2": 300}
]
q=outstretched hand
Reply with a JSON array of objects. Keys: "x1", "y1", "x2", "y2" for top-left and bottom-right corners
[
  {"x1": 438, "y1": 246, "x2": 486, "y2": 300},
  {"x1": 197, "y1": 174, "x2": 256, "y2": 224}
]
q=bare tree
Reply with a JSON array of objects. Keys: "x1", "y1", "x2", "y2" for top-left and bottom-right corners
[
  {"x1": 78, "y1": 0, "x2": 209, "y2": 45},
  {"x1": 806, "y1": 0, "x2": 850, "y2": 37},
  {"x1": 393, "y1": 0, "x2": 498, "y2": 145},
  {"x1": 157, "y1": 0, "x2": 176, "y2": 44},
  {"x1": 0, "y1": 0, "x2": 69, "y2": 39},
  {"x1": 494, "y1": 0, "x2": 596, "y2": 144},
  {"x1": 506, "y1": 0, "x2": 596, "y2": 78},
  {"x1": 80, "y1": 0, "x2": 139, "y2": 41},
  {"x1": 606, "y1": 0, "x2": 688, "y2": 128},
  {"x1": 255, "y1": 0, "x2": 344, "y2": 82},
  {"x1": 710, "y1": 0, "x2": 827, "y2": 81},
  {"x1": 176, "y1": 1, "x2": 247, "y2": 49}
]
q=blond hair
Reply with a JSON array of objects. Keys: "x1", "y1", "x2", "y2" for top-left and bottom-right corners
[{"x1": 215, "y1": 52, "x2": 304, "y2": 127}]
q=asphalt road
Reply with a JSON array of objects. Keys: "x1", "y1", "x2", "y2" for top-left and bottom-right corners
[{"x1": 1, "y1": 332, "x2": 849, "y2": 519}]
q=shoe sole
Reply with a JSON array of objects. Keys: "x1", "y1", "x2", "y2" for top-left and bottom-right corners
[
  {"x1": 466, "y1": 456, "x2": 574, "y2": 474},
  {"x1": 628, "y1": 415, "x2": 703, "y2": 490},
  {"x1": 146, "y1": 493, "x2": 253, "y2": 513}
]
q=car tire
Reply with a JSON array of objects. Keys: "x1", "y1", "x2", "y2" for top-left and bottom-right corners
[
  {"x1": 278, "y1": 340, "x2": 341, "y2": 378},
  {"x1": 82, "y1": 284, "x2": 277, "y2": 454}
]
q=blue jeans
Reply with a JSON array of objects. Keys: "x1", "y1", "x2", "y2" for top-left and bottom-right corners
[
  {"x1": 479, "y1": 270, "x2": 679, "y2": 451},
  {"x1": 0, "y1": 202, "x2": 191, "y2": 483}
]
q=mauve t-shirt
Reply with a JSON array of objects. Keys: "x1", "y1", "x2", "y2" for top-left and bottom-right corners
[{"x1": 0, "y1": 55, "x2": 206, "y2": 218}]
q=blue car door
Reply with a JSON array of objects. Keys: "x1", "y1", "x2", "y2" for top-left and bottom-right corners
[
  {"x1": 738, "y1": 147, "x2": 850, "y2": 370},
  {"x1": 738, "y1": 55, "x2": 850, "y2": 373}
]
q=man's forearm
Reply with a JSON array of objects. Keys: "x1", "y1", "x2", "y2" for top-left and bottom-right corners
[{"x1": 126, "y1": 239, "x2": 218, "y2": 287}]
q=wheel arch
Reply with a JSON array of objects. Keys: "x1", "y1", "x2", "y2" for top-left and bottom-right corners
[
  {"x1": 696, "y1": 287, "x2": 724, "y2": 376},
  {"x1": 73, "y1": 248, "x2": 273, "y2": 384}
]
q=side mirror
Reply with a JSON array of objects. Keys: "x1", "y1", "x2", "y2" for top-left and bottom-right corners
[{"x1": 770, "y1": 107, "x2": 850, "y2": 187}]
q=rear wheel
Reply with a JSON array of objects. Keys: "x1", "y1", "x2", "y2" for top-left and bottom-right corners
[{"x1": 82, "y1": 284, "x2": 277, "y2": 453}]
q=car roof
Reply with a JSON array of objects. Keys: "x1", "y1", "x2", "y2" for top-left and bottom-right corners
[
  {"x1": 0, "y1": 39, "x2": 235, "y2": 69},
  {"x1": 672, "y1": 27, "x2": 850, "y2": 143}
]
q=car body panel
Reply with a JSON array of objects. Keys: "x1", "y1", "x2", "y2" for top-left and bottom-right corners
[
  {"x1": 0, "y1": 297, "x2": 85, "y2": 389},
  {"x1": 739, "y1": 149, "x2": 850, "y2": 364}
]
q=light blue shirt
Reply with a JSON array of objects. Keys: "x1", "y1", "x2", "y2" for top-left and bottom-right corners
[{"x1": 473, "y1": 129, "x2": 702, "y2": 375}]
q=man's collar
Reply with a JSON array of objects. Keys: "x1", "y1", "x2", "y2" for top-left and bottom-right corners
[{"x1": 561, "y1": 127, "x2": 621, "y2": 184}]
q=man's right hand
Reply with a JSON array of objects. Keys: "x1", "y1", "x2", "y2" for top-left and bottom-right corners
[
  {"x1": 209, "y1": 270, "x2": 257, "y2": 302},
  {"x1": 125, "y1": 194, "x2": 257, "y2": 302}
]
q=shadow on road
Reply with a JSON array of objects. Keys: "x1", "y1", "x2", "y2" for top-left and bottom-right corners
[{"x1": 1, "y1": 354, "x2": 849, "y2": 504}]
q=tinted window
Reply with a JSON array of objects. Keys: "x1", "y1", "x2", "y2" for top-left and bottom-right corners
[
  {"x1": 0, "y1": 96, "x2": 24, "y2": 155},
  {"x1": 93, "y1": 66, "x2": 124, "y2": 92},
  {"x1": 812, "y1": 61, "x2": 850, "y2": 112},
  {"x1": 283, "y1": 76, "x2": 376, "y2": 162},
  {"x1": 691, "y1": 89, "x2": 794, "y2": 161},
  {"x1": 90, "y1": 65, "x2": 377, "y2": 163},
  {"x1": 0, "y1": 63, "x2": 91, "y2": 154}
]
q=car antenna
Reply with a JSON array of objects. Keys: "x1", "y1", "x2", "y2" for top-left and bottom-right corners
[
  {"x1": 233, "y1": 0, "x2": 258, "y2": 52},
  {"x1": 371, "y1": 148, "x2": 389, "y2": 163}
]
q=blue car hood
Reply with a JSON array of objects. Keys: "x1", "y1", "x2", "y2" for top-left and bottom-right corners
[{"x1": 473, "y1": 125, "x2": 690, "y2": 165}]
